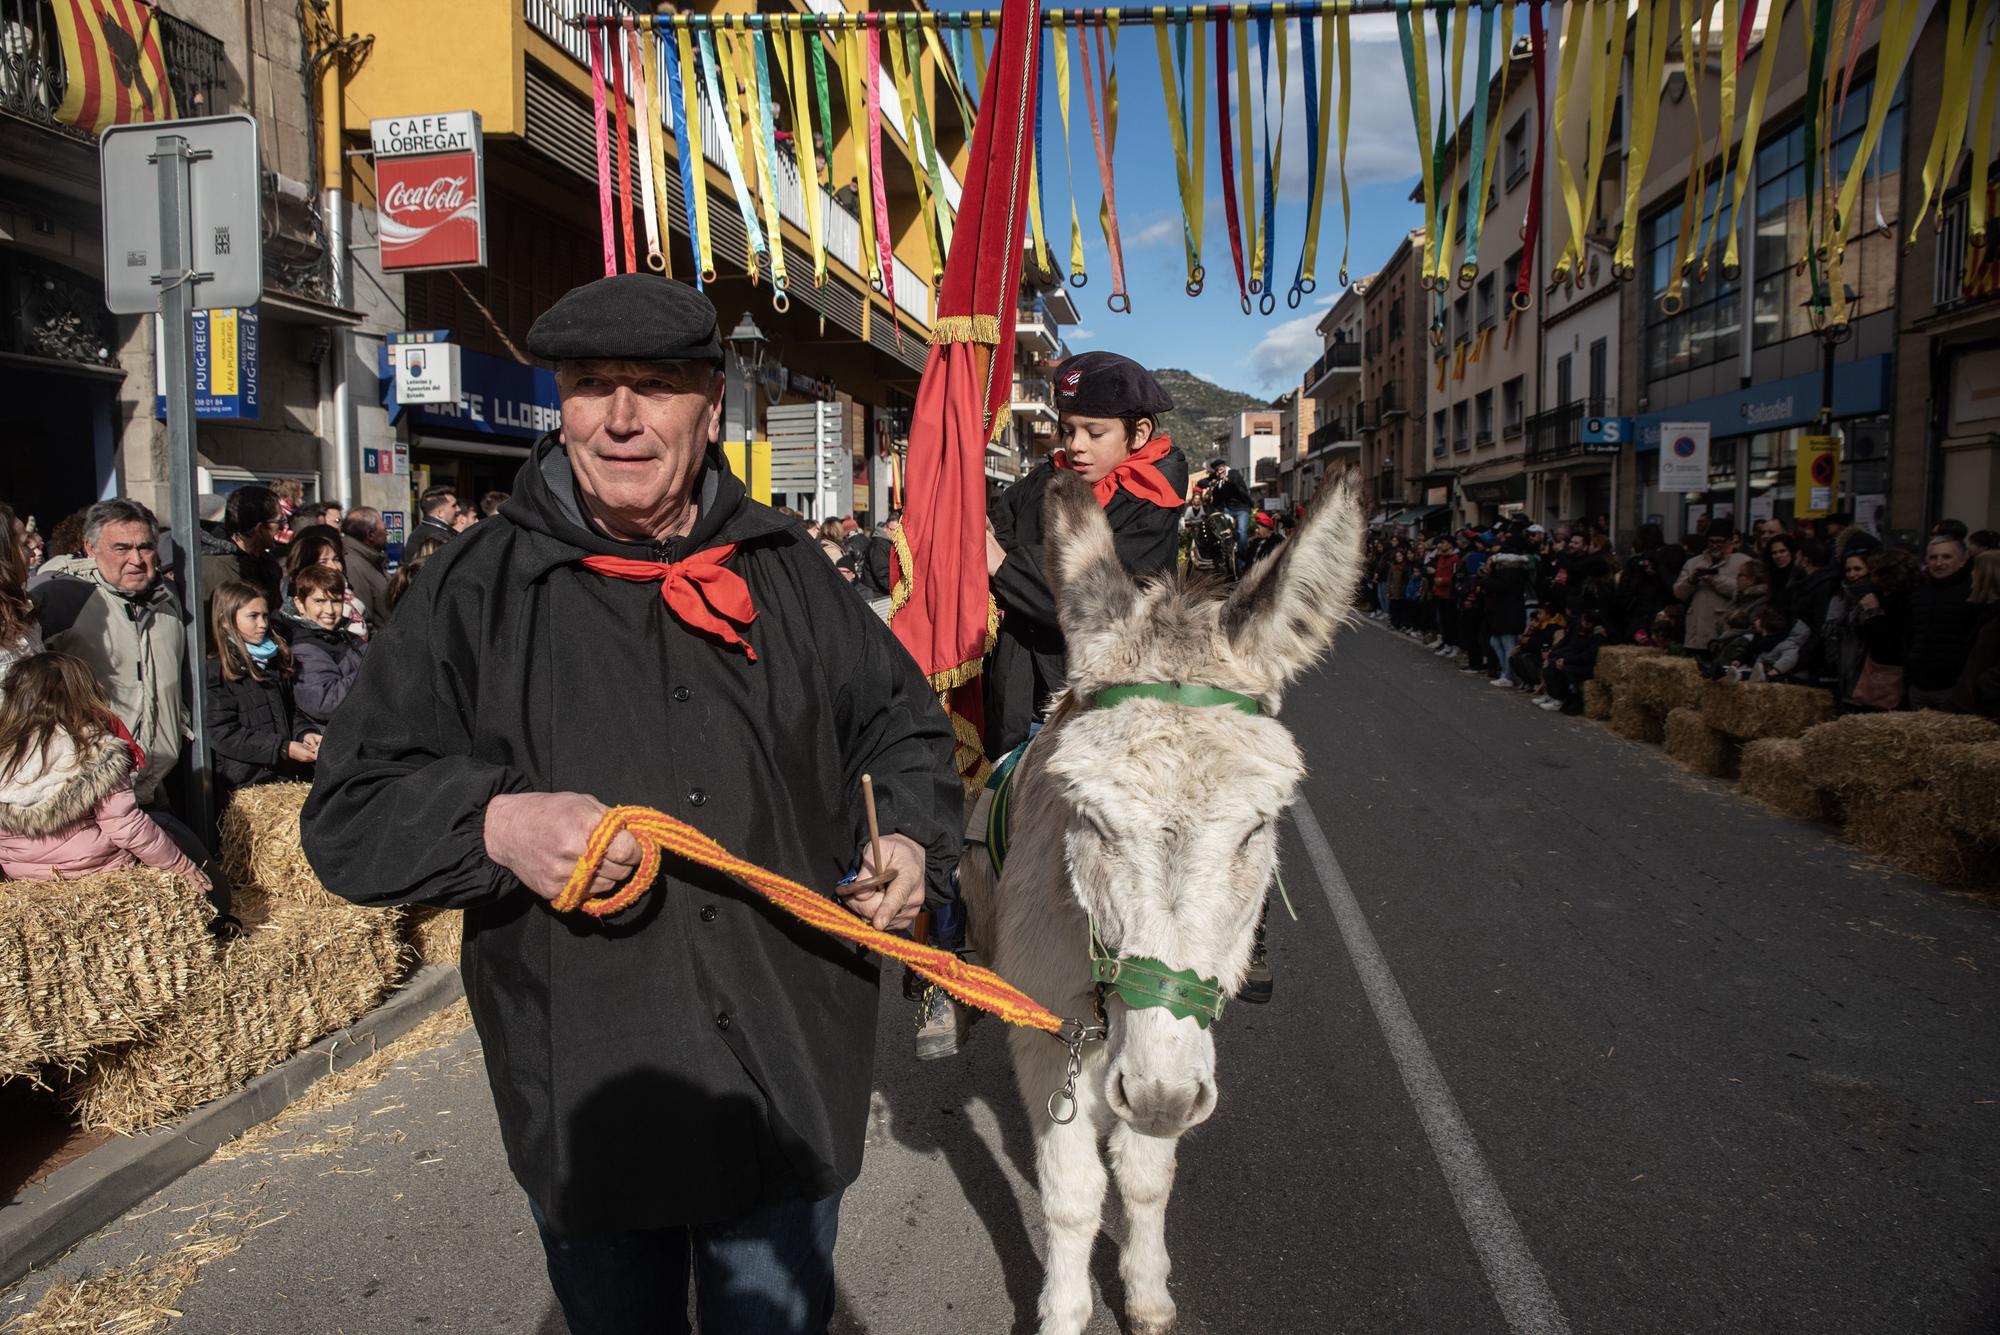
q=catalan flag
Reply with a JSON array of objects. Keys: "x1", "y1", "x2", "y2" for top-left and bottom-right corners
[{"x1": 54, "y1": 0, "x2": 177, "y2": 136}]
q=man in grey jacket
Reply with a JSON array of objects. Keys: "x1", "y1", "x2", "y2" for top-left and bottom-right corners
[
  {"x1": 33, "y1": 500, "x2": 187, "y2": 806},
  {"x1": 1673, "y1": 520, "x2": 1753, "y2": 652},
  {"x1": 340, "y1": 508, "x2": 391, "y2": 631}
]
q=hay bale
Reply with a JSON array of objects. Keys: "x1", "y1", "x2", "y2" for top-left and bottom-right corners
[
  {"x1": 1699, "y1": 680, "x2": 1837, "y2": 740},
  {"x1": 1621, "y1": 656, "x2": 1706, "y2": 714},
  {"x1": 0, "y1": 869, "x2": 217, "y2": 1081},
  {"x1": 407, "y1": 906, "x2": 462, "y2": 968},
  {"x1": 1593, "y1": 645, "x2": 1663, "y2": 691},
  {"x1": 1582, "y1": 680, "x2": 1613, "y2": 720},
  {"x1": 1932, "y1": 742, "x2": 2000, "y2": 843},
  {"x1": 1665, "y1": 707, "x2": 1736, "y2": 777},
  {"x1": 1845, "y1": 790, "x2": 2000, "y2": 891},
  {"x1": 1738, "y1": 739, "x2": 1839, "y2": 823},
  {"x1": 218, "y1": 782, "x2": 320, "y2": 906},
  {"x1": 67, "y1": 881, "x2": 403, "y2": 1133},
  {"x1": 1609, "y1": 696, "x2": 1664, "y2": 744},
  {"x1": 1798, "y1": 713, "x2": 2000, "y2": 797}
]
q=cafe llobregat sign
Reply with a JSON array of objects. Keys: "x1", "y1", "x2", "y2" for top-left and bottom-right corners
[{"x1": 371, "y1": 112, "x2": 487, "y2": 271}]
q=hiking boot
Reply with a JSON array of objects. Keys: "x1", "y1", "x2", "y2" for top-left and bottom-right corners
[
  {"x1": 914, "y1": 984, "x2": 967, "y2": 1060},
  {"x1": 1239, "y1": 910, "x2": 1274, "y2": 1005}
]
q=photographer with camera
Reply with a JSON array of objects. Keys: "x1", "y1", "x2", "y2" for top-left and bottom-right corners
[{"x1": 1672, "y1": 520, "x2": 1752, "y2": 653}]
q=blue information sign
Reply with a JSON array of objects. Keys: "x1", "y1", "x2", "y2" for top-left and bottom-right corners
[{"x1": 155, "y1": 306, "x2": 260, "y2": 420}]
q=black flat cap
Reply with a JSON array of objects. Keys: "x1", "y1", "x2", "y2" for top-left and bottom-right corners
[
  {"x1": 1052, "y1": 351, "x2": 1174, "y2": 419},
  {"x1": 526, "y1": 273, "x2": 723, "y2": 364}
]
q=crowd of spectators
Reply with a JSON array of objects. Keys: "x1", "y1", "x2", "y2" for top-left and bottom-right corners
[
  {"x1": 1364, "y1": 513, "x2": 1998, "y2": 719},
  {"x1": 0, "y1": 484, "x2": 506, "y2": 922}
]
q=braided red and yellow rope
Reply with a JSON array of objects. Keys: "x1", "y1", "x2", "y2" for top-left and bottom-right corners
[{"x1": 550, "y1": 806, "x2": 1065, "y2": 1036}]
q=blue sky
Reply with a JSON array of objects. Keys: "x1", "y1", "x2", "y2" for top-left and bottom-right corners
[{"x1": 931, "y1": 3, "x2": 1465, "y2": 397}]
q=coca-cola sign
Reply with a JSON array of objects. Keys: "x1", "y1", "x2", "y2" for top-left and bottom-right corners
[{"x1": 371, "y1": 112, "x2": 485, "y2": 272}]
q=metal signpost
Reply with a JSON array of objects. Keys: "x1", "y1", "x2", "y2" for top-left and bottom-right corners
[{"x1": 101, "y1": 115, "x2": 263, "y2": 842}]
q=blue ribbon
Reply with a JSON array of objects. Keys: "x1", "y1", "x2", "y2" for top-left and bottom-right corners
[
  {"x1": 1290, "y1": 14, "x2": 1319, "y2": 305},
  {"x1": 1461, "y1": 0, "x2": 1496, "y2": 275},
  {"x1": 661, "y1": 27, "x2": 702, "y2": 292},
  {"x1": 1254, "y1": 12, "x2": 1274, "y2": 303}
]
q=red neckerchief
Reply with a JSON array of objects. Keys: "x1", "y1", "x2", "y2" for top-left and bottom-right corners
[
  {"x1": 1072, "y1": 436, "x2": 1181, "y2": 510},
  {"x1": 580, "y1": 545, "x2": 758, "y2": 661},
  {"x1": 104, "y1": 712, "x2": 145, "y2": 770}
]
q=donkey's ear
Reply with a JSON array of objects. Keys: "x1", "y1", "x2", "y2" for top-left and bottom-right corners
[
  {"x1": 1042, "y1": 467, "x2": 1139, "y2": 646},
  {"x1": 1220, "y1": 469, "x2": 1366, "y2": 687}
]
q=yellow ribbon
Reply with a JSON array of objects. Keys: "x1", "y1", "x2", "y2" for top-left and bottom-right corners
[
  {"x1": 1969, "y1": 10, "x2": 2000, "y2": 247},
  {"x1": 885, "y1": 23, "x2": 942, "y2": 287},
  {"x1": 1694, "y1": 0, "x2": 1738, "y2": 280},
  {"x1": 1475, "y1": 0, "x2": 1515, "y2": 222},
  {"x1": 1665, "y1": 0, "x2": 1708, "y2": 304},
  {"x1": 1722, "y1": 0, "x2": 1788, "y2": 279},
  {"x1": 841, "y1": 27, "x2": 879, "y2": 289},
  {"x1": 1233, "y1": 8, "x2": 1259, "y2": 291},
  {"x1": 1831, "y1": 0, "x2": 1917, "y2": 257},
  {"x1": 642, "y1": 26, "x2": 671, "y2": 277},
  {"x1": 1910, "y1": 0, "x2": 1978, "y2": 245},
  {"x1": 1549, "y1": 0, "x2": 1588, "y2": 284},
  {"x1": 922, "y1": 23, "x2": 973, "y2": 140},
  {"x1": 735, "y1": 29, "x2": 786, "y2": 292},
  {"x1": 1052, "y1": 13, "x2": 1089, "y2": 283},
  {"x1": 1335, "y1": 4, "x2": 1352, "y2": 285},
  {"x1": 1155, "y1": 12, "x2": 1207, "y2": 291},
  {"x1": 775, "y1": 28, "x2": 826, "y2": 286},
  {"x1": 1406, "y1": 0, "x2": 1436, "y2": 289},
  {"x1": 1573, "y1": 0, "x2": 1627, "y2": 280},
  {"x1": 1436, "y1": 0, "x2": 1467, "y2": 287},
  {"x1": 1303, "y1": 7, "x2": 1336, "y2": 289},
  {"x1": 1099, "y1": 16, "x2": 1122, "y2": 269},
  {"x1": 1615, "y1": 0, "x2": 1667, "y2": 276}
]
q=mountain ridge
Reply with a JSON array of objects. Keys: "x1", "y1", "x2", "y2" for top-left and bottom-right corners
[{"x1": 1151, "y1": 368, "x2": 1274, "y2": 462}]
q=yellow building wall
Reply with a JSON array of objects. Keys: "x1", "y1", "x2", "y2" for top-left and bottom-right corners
[{"x1": 340, "y1": 0, "x2": 525, "y2": 137}]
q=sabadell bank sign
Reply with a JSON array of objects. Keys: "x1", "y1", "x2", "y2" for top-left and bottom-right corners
[{"x1": 370, "y1": 112, "x2": 487, "y2": 272}]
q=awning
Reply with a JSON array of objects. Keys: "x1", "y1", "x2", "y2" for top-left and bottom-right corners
[{"x1": 1390, "y1": 504, "x2": 1447, "y2": 528}]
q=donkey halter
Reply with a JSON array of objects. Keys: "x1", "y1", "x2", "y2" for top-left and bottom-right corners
[{"x1": 1041, "y1": 681, "x2": 1267, "y2": 1125}]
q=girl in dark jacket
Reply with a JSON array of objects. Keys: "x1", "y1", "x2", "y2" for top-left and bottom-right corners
[
  {"x1": 204, "y1": 581, "x2": 320, "y2": 801},
  {"x1": 279, "y1": 563, "x2": 368, "y2": 731}
]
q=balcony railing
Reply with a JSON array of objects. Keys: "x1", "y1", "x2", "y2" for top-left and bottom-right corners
[
  {"x1": 1305, "y1": 419, "x2": 1359, "y2": 454},
  {"x1": 1011, "y1": 376, "x2": 1055, "y2": 417},
  {"x1": 1525, "y1": 397, "x2": 1619, "y2": 463},
  {"x1": 1304, "y1": 340, "x2": 1362, "y2": 391},
  {"x1": 523, "y1": 0, "x2": 935, "y2": 327},
  {"x1": 1380, "y1": 384, "x2": 1407, "y2": 419},
  {"x1": 0, "y1": 3, "x2": 224, "y2": 140}
]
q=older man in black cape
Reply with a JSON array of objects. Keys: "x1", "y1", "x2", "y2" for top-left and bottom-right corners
[{"x1": 302, "y1": 274, "x2": 959, "y2": 1334}]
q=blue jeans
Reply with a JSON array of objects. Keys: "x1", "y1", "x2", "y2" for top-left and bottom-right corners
[
  {"x1": 1490, "y1": 633, "x2": 1519, "y2": 675},
  {"x1": 533, "y1": 1191, "x2": 842, "y2": 1335}
]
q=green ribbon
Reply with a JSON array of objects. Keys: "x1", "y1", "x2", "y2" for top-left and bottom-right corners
[
  {"x1": 1092, "y1": 682, "x2": 1263, "y2": 715},
  {"x1": 904, "y1": 19, "x2": 954, "y2": 273},
  {"x1": 1459, "y1": 0, "x2": 1495, "y2": 277}
]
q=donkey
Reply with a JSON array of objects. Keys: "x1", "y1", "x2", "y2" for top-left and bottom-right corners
[{"x1": 961, "y1": 466, "x2": 1366, "y2": 1335}]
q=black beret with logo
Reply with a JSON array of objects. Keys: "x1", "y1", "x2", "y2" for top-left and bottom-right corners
[
  {"x1": 1051, "y1": 350, "x2": 1175, "y2": 419},
  {"x1": 525, "y1": 273, "x2": 724, "y2": 364}
]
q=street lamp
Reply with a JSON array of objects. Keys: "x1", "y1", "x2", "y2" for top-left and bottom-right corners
[{"x1": 727, "y1": 312, "x2": 767, "y2": 445}]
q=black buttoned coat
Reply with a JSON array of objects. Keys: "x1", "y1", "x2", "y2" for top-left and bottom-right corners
[{"x1": 301, "y1": 435, "x2": 959, "y2": 1234}]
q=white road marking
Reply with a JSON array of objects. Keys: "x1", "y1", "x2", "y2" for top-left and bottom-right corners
[{"x1": 1290, "y1": 796, "x2": 1574, "y2": 1335}]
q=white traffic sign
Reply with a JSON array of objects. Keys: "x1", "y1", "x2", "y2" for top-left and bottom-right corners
[{"x1": 100, "y1": 115, "x2": 263, "y2": 314}]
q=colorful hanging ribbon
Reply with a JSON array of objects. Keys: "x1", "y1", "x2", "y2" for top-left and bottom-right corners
[
  {"x1": 887, "y1": 19, "x2": 945, "y2": 287},
  {"x1": 1052, "y1": 14, "x2": 1090, "y2": 285},
  {"x1": 1548, "y1": 0, "x2": 1588, "y2": 286},
  {"x1": 1155, "y1": 13, "x2": 1207, "y2": 296},
  {"x1": 698, "y1": 29, "x2": 766, "y2": 284},
  {"x1": 666, "y1": 26, "x2": 714, "y2": 286},
  {"x1": 1396, "y1": 0, "x2": 1437, "y2": 301},
  {"x1": 839, "y1": 28, "x2": 879, "y2": 293},
  {"x1": 1967, "y1": 8, "x2": 2000, "y2": 247},
  {"x1": 749, "y1": 30, "x2": 790, "y2": 304},
  {"x1": 630, "y1": 22, "x2": 665, "y2": 275},
  {"x1": 1577, "y1": 0, "x2": 1628, "y2": 283},
  {"x1": 1079, "y1": 18, "x2": 1131, "y2": 312},
  {"x1": 1335, "y1": 3, "x2": 1352, "y2": 287},
  {"x1": 772, "y1": 28, "x2": 822, "y2": 287},
  {"x1": 1910, "y1": 0, "x2": 1978, "y2": 246},
  {"x1": 1024, "y1": 25, "x2": 1055, "y2": 277},
  {"x1": 1291, "y1": 9, "x2": 1326, "y2": 305},
  {"x1": 1515, "y1": 0, "x2": 1545, "y2": 309},
  {"x1": 588, "y1": 24, "x2": 616, "y2": 278},
  {"x1": 1233, "y1": 8, "x2": 1258, "y2": 295},
  {"x1": 864, "y1": 28, "x2": 896, "y2": 316},
  {"x1": 1457, "y1": 0, "x2": 1497, "y2": 285},
  {"x1": 1434, "y1": 0, "x2": 1467, "y2": 290},
  {"x1": 1831, "y1": 0, "x2": 1917, "y2": 255},
  {"x1": 1617, "y1": 0, "x2": 1671, "y2": 280},
  {"x1": 1252, "y1": 9, "x2": 1286, "y2": 312},
  {"x1": 910, "y1": 21, "x2": 956, "y2": 266},
  {"x1": 1721, "y1": 0, "x2": 1787, "y2": 281},
  {"x1": 610, "y1": 26, "x2": 637, "y2": 274},
  {"x1": 1215, "y1": 12, "x2": 1250, "y2": 312}
]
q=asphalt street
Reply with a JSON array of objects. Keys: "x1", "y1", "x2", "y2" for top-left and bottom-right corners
[{"x1": 6, "y1": 621, "x2": 1998, "y2": 1335}]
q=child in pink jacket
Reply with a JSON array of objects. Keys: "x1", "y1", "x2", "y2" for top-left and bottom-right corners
[{"x1": 0, "y1": 652, "x2": 211, "y2": 890}]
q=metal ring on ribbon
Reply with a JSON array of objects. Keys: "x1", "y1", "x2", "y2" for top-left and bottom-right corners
[
  {"x1": 1070, "y1": 272, "x2": 1089, "y2": 289},
  {"x1": 1720, "y1": 262, "x2": 1742, "y2": 282},
  {"x1": 1298, "y1": 277, "x2": 1316, "y2": 297},
  {"x1": 1259, "y1": 290, "x2": 1276, "y2": 315},
  {"x1": 1239, "y1": 292, "x2": 1253, "y2": 315},
  {"x1": 1286, "y1": 285, "x2": 1303, "y2": 309},
  {"x1": 772, "y1": 290, "x2": 790, "y2": 314},
  {"x1": 1428, "y1": 324, "x2": 1445, "y2": 348},
  {"x1": 1510, "y1": 287, "x2": 1532, "y2": 312},
  {"x1": 1659, "y1": 291, "x2": 1684, "y2": 316},
  {"x1": 1457, "y1": 265, "x2": 1477, "y2": 290},
  {"x1": 701, "y1": 267, "x2": 719, "y2": 285},
  {"x1": 1610, "y1": 261, "x2": 1635, "y2": 282},
  {"x1": 1249, "y1": 276, "x2": 1264, "y2": 295},
  {"x1": 647, "y1": 250, "x2": 667, "y2": 273},
  {"x1": 1185, "y1": 265, "x2": 1206, "y2": 298},
  {"x1": 1338, "y1": 267, "x2": 1350, "y2": 287},
  {"x1": 1109, "y1": 292, "x2": 1132, "y2": 314}
]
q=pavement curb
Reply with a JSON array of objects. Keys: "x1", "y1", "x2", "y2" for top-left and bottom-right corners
[{"x1": 0, "y1": 963, "x2": 465, "y2": 1291}]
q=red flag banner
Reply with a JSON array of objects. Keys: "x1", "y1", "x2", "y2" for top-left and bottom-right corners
[
  {"x1": 53, "y1": 0, "x2": 177, "y2": 135},
  {"x1": 891, "y1": 0, "x2": 1043, "y2": 792}
]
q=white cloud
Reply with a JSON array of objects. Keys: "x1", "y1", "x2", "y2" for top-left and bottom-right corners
[
  {"x1": 1069, "y1": 326, "x2": 1097, "y2": 341},
  {"x1": 1128, "y1": 214, "x2": 1185, "y2": 249},
  {"x1": 1247, "y1": 312, "x2": 1324, "y2": 392}
]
